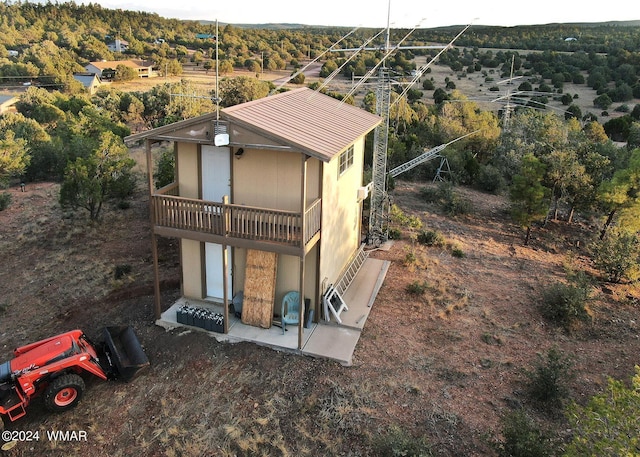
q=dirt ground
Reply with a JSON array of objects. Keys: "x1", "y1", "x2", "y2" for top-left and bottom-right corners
[{"x1": 1, "y1": 177, "x2": 639, "y2": 456}]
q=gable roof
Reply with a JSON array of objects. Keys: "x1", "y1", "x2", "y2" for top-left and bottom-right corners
[
  {"x1": 73, "y1": 73, "x2": 100, "y2": 85},
  {"x1": 0, "y1": 94, "x2": 18, "y2": 105},
  {"x1": 125, "y1": 88, "x2": 382, "y2": 163},
  {"x1": 221, "y1": 87, "x2": 381, "y2": 161},
  {"x1": 0, "y1": 94, "x2": 19, "y2": 114}
]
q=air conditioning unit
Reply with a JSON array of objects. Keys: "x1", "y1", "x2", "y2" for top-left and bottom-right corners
[{"x1": 357, "y1": 183, "x2": 371, "y2": 201}]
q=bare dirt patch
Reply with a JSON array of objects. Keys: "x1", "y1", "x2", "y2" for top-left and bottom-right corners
[{"x1": 1, "y1": 180, "x2": 639, "y2": 456}]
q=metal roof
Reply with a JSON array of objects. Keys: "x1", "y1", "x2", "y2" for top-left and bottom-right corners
[
  {"x1": 222, "y1": 87, "x2": 381, "y2": 162},
  {"x1": 125, "y1": 88, "x2": 381, "y2": 162}
]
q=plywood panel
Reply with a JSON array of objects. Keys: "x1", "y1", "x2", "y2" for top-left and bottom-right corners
[{"x1": 241, "y1": 250, "x2": 278, "y2": 328}]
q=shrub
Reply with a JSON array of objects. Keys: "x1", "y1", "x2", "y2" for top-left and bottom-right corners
[
  {"x1": 420, "y1": 183, "x2": 472, "y2": 215},
  {"x1": 539, "y1": 278, "x2": 591, "y2": 330},
  {"x1": 389, "y1": 204, "x2": 423, "y2": 232},
  {"x1": 451, "y1": 246, "x2": 465, "y2": 258},
  {"x1": 154, "y1": 147, "x2": 175, "y2": 188},
  {"x1": 443, "y1": 193, "x2": 472, "y2": 216},
  {"x1": 374, "y1": 425, "x2": 432, "y2": 457},
  {"x1": 496, "y1": 410, "x2": 557, "y2": 457},
  {"x1": 404, "y1": 248, "x2": 417, "y2": 266},
  {"x1": 114, "y1": 264, "x2": 132, "y2": 279},
  {"x1": 406, "y1": 280, "x2": 428, "y2": 295},
  {"x1": 417, "y1": 229, "x2": 445, "y2": 247},
  {"x1": 387, "y1": 228, "x2": 402, "y2": 240},
  {"x1": 0, "y1": 192, "x2": 11, "y2": 211},
  {"x1": 524, "y1": 346, "x2": 574, "y2": 407},
  {"x1": 564, "y1": 366, "x2": 640, "y2": 457},
  {"x1": 591, "y1": 229, "x2": 640, "y2": 283},
  {"x1": 476, "y1": 164, "x2": 506, "y2": 194},
  {"x1": 419, "y1": 186, "x2": 441, "y2": 202}
]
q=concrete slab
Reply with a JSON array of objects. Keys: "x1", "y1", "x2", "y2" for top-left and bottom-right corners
[
  {"x1": 328, "y1": 257, "x2": 390, "y2": 330},
  {"x1": 301, "y1": 324, "x2": 361, "y2": 366},
  {"x1": 157, "y1": 298, "x2": 316, "y2": 353},
  {"x1": 156, "y1": 256, "x2": 391, "y2": 365},
  {"x1": 225, "y1": 319, "x2": 316, "y2": 351}
]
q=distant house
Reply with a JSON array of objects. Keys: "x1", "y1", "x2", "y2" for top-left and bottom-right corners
[
  {"x1": 7, "y1": 50, "x2": 19, "y2": 57},
  {"x1": 0, "y1": 94, "x2": 19, "y2": 114},
  {"x1": 85, "y1": 60, "x2": 156, "y2": 79},
  {"x1": 107, "y1": 39, "x2": 129, "y2": 53},
  {"x1": 73, "y1": 72, "x2": 102, "y2": 94}
]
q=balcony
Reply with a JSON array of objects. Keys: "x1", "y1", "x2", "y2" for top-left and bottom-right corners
[{"x1": 151, "y1": 183, "x2": 321, "y2": 255}]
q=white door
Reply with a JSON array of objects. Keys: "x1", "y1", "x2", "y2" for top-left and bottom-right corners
[{"x1": 202, "y1": 145, "x2": 232, "y2": 300}]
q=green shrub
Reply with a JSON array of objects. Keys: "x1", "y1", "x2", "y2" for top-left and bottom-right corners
[
  {"x1": 591, "y1": 229, "x2": 640, "y2": 283},
  {"x1": 388, "y1": 204, "x2": 422, "y2": 240},
  {"x1": 114, "y1": 264, "x2": 132, "y2": 279},
  {"x1": 404, "y1": 247, "x2": 417, "y2": 265},
  {"x1": 476, "y1": 164, "x2": 506, "y2": 194},
  {"x1": 496, "y1": 410, "x2": 557, "y2": 457},
  {"x1": 451, "y1": 247, "x2": 465, "y2": 258},
  {"x1": 374, "y1": 425, "x2": 432, "y2": 457},
  {"x1": 154, "y1": 147, "x2": 176, "y2": 188},
  {"x1": 387, "y1": 228, "x2": 402, "y2": 240},
  {"x1": 417, "y1": 229, "x2": 445, "y2": 246},
  {"x1": 406, "y1": 280, "x2": 428, "y2": 295},
  {"x1": 565, "y1": 367, "x2": 640, "y2": 457},
  {"x1": 0, "y1": 192, "x2": 11, "y2": 211},
  {"x1": 443, "y1": 193, "x2": 472, "y2": 216},
  {"x1": 389, "y1": 204, "x2": 423, "y2": 230},
  {"x1": 419, "y1": 186, "x2": 441, "y2": 202},
  {"x1": 524, "y1": 346, "x2": 574, "y2": 407},
  {"x1": 539, "y1": 279, "x2": 591, "y2": 330},
  {"x1": 420, "y1": 183, "x2": 472, "y2": 215}
]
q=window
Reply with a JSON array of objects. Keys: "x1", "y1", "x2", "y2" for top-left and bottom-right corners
[{"x1": 338, "y1": 145, "x2": 354, "y2": 176}]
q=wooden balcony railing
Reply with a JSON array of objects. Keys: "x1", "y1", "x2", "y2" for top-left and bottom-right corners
[{"x1": 152, "y1": 184, "x2": 321, "y2": 249}]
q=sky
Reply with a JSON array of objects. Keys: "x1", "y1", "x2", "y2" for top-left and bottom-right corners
[{"x1": 71, "y1": 0, "x2": 637, "y2": 29}]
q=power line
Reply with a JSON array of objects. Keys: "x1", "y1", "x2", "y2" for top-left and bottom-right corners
[{"x1": 272, "y1": 26, "x2": 360, "y2": 93}]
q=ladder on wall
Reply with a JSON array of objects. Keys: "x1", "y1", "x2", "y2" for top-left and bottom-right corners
[
  {"x1": 334, "y1": 245, "x2": 368, "y2": 296},
  {"x1": 323, "y1": 245, "x2": 368, "y2": 324}
]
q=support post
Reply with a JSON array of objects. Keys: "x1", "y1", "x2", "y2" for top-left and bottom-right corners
[
  {"x1": 298, "y1": 156, "x2": 308, "y2": 349},
  {"x1": 222, "y1": 244, "x2": 229, "y2": 333},
  {"x1": 146, "y1": 139, "x2": 162, "y2": 320}
]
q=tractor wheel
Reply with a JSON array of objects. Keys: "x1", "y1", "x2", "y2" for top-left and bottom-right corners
[{"x1": 43, "y1": 374, "x2": 85, "y2": 412}]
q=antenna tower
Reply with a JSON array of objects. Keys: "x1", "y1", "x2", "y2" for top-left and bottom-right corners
[{"x1": 329, "y1": 3, "x2": 469, "y2": 245}]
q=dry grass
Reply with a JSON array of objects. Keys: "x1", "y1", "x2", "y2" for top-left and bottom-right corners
[{"x1": 1, "y1": 179, "x2": 640, "y2": 456}]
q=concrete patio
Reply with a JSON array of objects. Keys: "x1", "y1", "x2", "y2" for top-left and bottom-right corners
[{"x1": 156, "y1": 255, "x2": 390, "y2": 365}]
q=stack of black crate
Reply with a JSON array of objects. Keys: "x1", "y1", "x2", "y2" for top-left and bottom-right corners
[{"x1": 176, "y1": 304, "x2": 224, "y2": 333}]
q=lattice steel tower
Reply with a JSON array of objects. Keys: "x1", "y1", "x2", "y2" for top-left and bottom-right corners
[{"x1": 368, "y1": 68, "x2": 391, "y2": 245}]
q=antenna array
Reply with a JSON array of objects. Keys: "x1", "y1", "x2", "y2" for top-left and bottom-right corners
[{"x1": 323, "y1": 4, "x2": 471, "y2": 245}]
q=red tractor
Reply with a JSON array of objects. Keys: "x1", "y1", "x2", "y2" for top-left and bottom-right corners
[{"x1": 0, "y1": 326, "x2": 149, "y2": 430}]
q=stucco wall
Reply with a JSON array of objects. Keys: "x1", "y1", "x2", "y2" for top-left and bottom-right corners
[
  {"x1": 231, "y1": 147, "x2": 321, "y2": 313},
  {"x1": 181, "y1": 240, "x2": 203, "y2": 298},
  {"x1": 318, "y1": 138, "x2": 365, "y2": 290},
  {"x1": 172, "y1": 140, "x2": 325, "y2": 310},
  {"x1": 177, "y1": 142, "x2": 203, "y2": 298},
  {"x1": 232, "y1": 148, "x2": 302, "y2": 211},
  {"x1": 176, "y1": 142, "x2": 199, "y2": 199}
]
